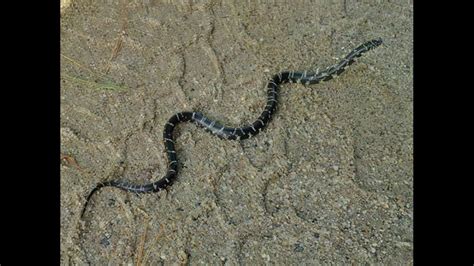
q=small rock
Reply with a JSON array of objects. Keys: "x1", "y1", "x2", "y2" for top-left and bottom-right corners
[
  {"x1": 100, "y1": 235, "x2": 111, "y2": 247},
  {"x1": 294, "y1": 243, "x2": 304, "y2": 252}
]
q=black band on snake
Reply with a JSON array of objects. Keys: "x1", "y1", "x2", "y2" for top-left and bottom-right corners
[{"x1": 81, "y1": 38, "x2": 383, "y2": 218}]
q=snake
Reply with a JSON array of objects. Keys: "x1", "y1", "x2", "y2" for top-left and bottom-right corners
[{"x1": 81, "y1": 38, "x2": 382, "y2": 217}]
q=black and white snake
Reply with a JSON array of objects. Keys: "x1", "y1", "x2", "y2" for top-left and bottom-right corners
[{"x1": 81, "y1": 38, "x2": 382, "y2": 217}]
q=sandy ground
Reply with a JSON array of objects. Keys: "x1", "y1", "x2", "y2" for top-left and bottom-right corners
[{"x1": 60, "y1": 0, "x2": 413, "y2": 264}]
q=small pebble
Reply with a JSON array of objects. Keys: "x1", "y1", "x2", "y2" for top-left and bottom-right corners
[
  {"x1": 294, "y1": 243, "x2": 304, "y2": 252},
  {"x1": 100, "y1": 235, "x2": 111, "y2": 247}
]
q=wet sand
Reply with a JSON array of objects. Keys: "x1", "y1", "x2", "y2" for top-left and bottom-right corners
[{"x1": 61, "y1": 0, "x2": 413, "y2": 264}]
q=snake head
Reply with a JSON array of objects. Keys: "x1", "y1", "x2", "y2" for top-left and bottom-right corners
[{"x1": 371, "y1": 38, "x2": 383, "y2": 47}]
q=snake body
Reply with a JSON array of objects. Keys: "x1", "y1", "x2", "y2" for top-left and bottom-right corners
[{"x1": 81, "y1": 38, "x2": 382, "y2": 217}]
